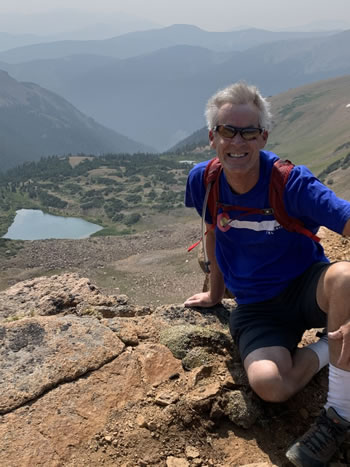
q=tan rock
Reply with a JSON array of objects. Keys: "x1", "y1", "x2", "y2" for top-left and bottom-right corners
[
  {"x1": 0, "y1": 339, "x2": 186, "y2": 466},
  {"x1": 155, "y1": 391, "x2": 179, "y2": 406},
  {"x1": 188, "y1": 365, "x2": 213, "y2": 387},
  {"x1": 136, "y1": 414, "x2": 147, "y2": 428},
  {"x1": 186, "y1": 382, "x2": 221, "y2": 402},
  {"x1": 0, "y1": 273, "x2": 117, "y2": 321},
  {"x1": 166, "y1": 457, "x2": 190, "y2": 467},
  {"x1": 136, "y1": 342, "x2": 183, "y2": 387},
  {"x1": 0, "y1": 315, "x2": 124, "y2": 414},
  {"x1": 185, "y1": 445, "x2": 200, "y2": 459}
]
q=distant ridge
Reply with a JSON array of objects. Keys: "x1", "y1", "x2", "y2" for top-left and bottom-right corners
[
  {"x1": 1, "y1": 28, "x2": 349, "y2": 150},
  {"x1": 0, "y1": 32, "x2": 46, "y2": 53},
  {"x1": 0, "y1": 70, "x2": 154, "y2": 171},
  {"x1": 0, "y1": 24, "x2": 334, "y2": 63}
]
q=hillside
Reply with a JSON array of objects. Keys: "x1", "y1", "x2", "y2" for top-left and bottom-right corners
[
  {"x1": 170, "y1": 75, "x2": 350, "y2": 199},
  {"x1": 266, "y1": 75, "x2": 350, "y2": 172},
  {"x1": 0, "y1": 70, "x2": 154, "y2": 171}
]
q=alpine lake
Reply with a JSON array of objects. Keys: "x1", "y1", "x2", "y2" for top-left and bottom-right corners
[{"x1": 2, "y1": 209, "x2": 103, "y2": 240}]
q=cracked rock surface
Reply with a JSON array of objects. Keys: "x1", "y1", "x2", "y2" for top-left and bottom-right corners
[
  {"x1": 0, "y1": 315, "x2": 124, "y2": 414},
  {"x1": 0, "y1": 227, "x2": 350, "y2": 466}
]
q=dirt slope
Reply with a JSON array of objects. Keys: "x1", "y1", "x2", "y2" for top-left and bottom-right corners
[{"x1": 1, "y1": 223, "x2": 350, "y2": 306}]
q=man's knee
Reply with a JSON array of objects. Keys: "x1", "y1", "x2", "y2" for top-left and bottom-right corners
[
  {"x1": 318, "y1": 262, "x2": 350, "y2": 313},
  {"x1": 323, "y1": 262, "x2": 350, "y2": 294},
  {"x1": 247, "y1": 362, "x2": 292, "y2": 403}
]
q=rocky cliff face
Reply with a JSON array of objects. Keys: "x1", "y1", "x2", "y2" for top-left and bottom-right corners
[{"x1": 1, "y1": 226, "x2": 350, "y2": 467}]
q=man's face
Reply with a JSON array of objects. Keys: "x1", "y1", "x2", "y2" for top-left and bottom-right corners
[{"x1": 210, "y1": 103, "x2": 268, "y2": 177}]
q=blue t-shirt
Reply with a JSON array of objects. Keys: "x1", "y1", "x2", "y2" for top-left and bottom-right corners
[{"x1": 185, "y1": 150, "x2": 350, "y2": 304}]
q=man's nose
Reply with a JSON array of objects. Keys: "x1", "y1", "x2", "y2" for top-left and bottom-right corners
[{"x1": 229, "y1": 133, "x2": 246, "y2": 144}]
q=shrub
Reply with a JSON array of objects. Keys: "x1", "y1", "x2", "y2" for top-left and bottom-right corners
[
  {"x1": 112, "y1": 212, "x2": 125, "y2": 222},
  {"x1": 125, "y1": 194, "x2": 142, "y2": 203},
  {"x1": 124, "y1": 213, "x2": 141, "y2": 226}
]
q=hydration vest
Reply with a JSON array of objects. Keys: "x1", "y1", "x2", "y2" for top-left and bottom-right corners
[{"x1": 188, "y1": 157, "x2": 320, "y2": 272}]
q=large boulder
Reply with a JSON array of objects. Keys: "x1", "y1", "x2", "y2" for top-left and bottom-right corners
[{"x1": 0, "y1": 273, "x2": 345, "y2": 467}]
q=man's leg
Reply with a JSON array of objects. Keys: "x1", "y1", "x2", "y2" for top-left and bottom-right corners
[
  {"x1": 244, "y1": 345, "x2": 320, "y2": 403},
  {"x1": 318, "y1": 262, "x2": 350, "y2": 420},
  {"x1": 286, "y1": 261, "x2": 350, "y2": 466}
]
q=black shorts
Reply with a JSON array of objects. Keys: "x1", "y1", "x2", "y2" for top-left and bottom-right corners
[{"x1": 229, "y1": 262, "x2": 330, "y2": 362}]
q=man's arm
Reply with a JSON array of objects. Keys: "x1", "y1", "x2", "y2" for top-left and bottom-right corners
[
  {"x1": 184, "y1": 225, "x2": 225, "y2": 308},
  {"x1": 342, "y1": 218, "x2": 350, "y2": 237}
]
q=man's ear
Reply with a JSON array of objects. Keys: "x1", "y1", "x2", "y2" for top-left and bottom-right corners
[
  {"x1": 209, "y1": 129, "x2": 216, "y2": 149},
  {"x1": 260, "y1": 129, "x2": 269, "y2": 148}
]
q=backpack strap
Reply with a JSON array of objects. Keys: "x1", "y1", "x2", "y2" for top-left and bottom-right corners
[
  {"x1": 204, "y1": 157, "x2": 320, "y2": 241},
  {"x1": 204, "y1": 157, "x2": 222, "y2": 226},
  {"x1": 269, "y1": 160, "x2": 320, "y2": 242},
  {"x1": 187, "y1": 157, "x2": 320, "y2": 267},
  {"x1": 191, "y1": 158, "x2": 222, "y2": 271}
]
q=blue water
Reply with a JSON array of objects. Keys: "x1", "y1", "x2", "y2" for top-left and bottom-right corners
[{"x1": 3, "y1": 209, "x2": 103, "y2": 240}]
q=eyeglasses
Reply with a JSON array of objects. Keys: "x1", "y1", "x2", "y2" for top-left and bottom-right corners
[{"x1": 213, "y1": 124, "x2": 264, "y2": 141}]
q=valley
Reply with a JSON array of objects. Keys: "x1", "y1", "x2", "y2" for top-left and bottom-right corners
[{"x1": 0, "y1": 153, "x2": 203, "y2": 238}]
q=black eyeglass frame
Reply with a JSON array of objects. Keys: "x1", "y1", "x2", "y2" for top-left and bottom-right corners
[{"x1": 213, "y1": 124, "x2": 264, "y2": 140}]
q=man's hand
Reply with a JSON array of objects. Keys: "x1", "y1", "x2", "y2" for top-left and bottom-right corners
[
  {"x1": 328, "y1": 320, "x2": 350, "y2": 368},
  {"x1": 184, "y1": 223, "x2": 225, "y2": 309},
  {"x1": 342, "y1": 218, "x2": 350, "y2": 237},
  {"x1": 184, "y1": 291, "x2": 219, "y2": 308}
]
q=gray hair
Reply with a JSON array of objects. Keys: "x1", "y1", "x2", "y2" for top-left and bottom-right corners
[{"x1": 205, "y1": 82, "x2": 272, "y2": 130}]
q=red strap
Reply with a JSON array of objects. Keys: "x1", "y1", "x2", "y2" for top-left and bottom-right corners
[
  {"x1": 204, "y1": 157, "x2": 221, "y2": 184},
  {"x1": 187, "y1": 239, "x2": 202, "y2": 252},
  {"x1": 187, "y1": 225, "x2": 215, "y2": 252},
  {"x1": 204, "y1": 158, "x2": 222, "y2": 226},
  {"x1": 269, "y1": 160, "x2": 320, "y2": 242},
  {"x1": 198, "y1": 157, "x2": 320, "y2": 247},
  {"x1": 217, "y1": 203, "x2": 273, "y2": 217}
]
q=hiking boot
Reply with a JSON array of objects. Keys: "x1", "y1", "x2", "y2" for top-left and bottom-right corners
[{"x1": 285, "y1": 407, "x2": 350, "y2": 467}]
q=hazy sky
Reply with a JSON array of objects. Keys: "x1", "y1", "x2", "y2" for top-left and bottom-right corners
[{"x1": 0, "y1": 0, "x2": 350, "y2": 33}]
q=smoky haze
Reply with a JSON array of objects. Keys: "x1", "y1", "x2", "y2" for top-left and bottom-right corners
[
  {"x1": 0, "y1": 1, "x2": 349, "y2": 36},
  {"x1": 0, "y1": 0, "x2": 350, "y2": 166}
]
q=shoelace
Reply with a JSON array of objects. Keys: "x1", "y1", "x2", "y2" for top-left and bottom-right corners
[{"x1": 303, "y1": 412, "x2": 346, "y2": 455}]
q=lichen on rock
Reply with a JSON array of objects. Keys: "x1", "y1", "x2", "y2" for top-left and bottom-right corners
[{"x1": 159, "y1": 324, "x2": 233, "y2": 361}]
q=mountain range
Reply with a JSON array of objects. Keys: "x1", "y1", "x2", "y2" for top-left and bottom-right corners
[
  {"x1": 0, "y1": 25, "x2": 335, "y2": 62},
  {"x1": 0, "y1": 25, "x2": 349, "y2": 151},
  {"x1": 0, "y1": 70, "x2": 153, "y2": 172}
]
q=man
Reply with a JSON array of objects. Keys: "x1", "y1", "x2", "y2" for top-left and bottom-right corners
[{"x1": 184, "y1": 82, "x2": 350, "y2": 467}]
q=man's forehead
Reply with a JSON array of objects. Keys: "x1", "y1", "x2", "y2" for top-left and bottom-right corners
[
  {"x1": 218, "y1": 102, "x2": 259, "y2": 117},
  {"x1": 216, "y1": 103, "x2": 260, "y2": 127}
]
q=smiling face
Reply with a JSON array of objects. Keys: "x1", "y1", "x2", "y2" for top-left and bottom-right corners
[{"x1": 209, "y1": 102, "x2": 268, "y2": 193}]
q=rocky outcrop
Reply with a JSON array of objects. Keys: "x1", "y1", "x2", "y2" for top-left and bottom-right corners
[
  {"x1": 0, "y1": 273, "x2": 150, "y2": 320},
  {"x1": 0, "y1": 315, "x2": 125, "y2": 414},
  {"x1": 0, "y1": 273, "x2": 348, "y2": 466}
]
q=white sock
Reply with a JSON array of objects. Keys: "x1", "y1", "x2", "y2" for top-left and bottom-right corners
[
  {"x1": 306, "y1": 333, "x2": 329, "y2": 371},
  {"x1": 325, "y1": 363, "x2": 350, "y2": 422}
]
